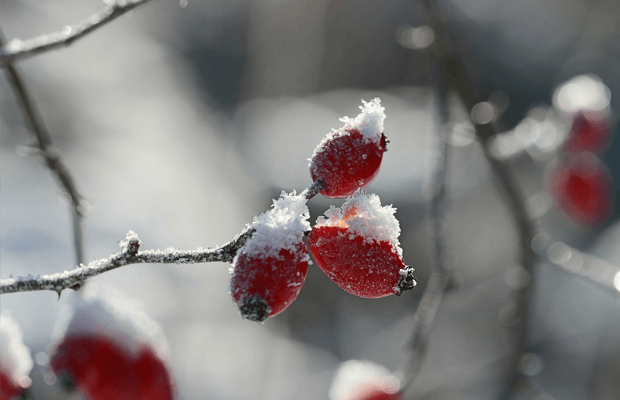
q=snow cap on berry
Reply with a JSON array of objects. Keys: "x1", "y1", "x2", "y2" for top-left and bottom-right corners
[
  {"x1": 52, "y1": 285, "x2": 169, "y2": 360},
  {"x1": 312, "y1": 98, "x2": 386, "y2": 160},
  {"x1": 316, "y1": 190, "x2": 403, "y2": 256},
  {"x1": 329, "y1": 359, "x2": 401, "y2": 400},
  {"x1": 244, "y1": 191, "x2": 311, "y2": 260},
  {"x1": 0, "y1": 311, "x2": 33, "y2": 387},
  {"x1": 340, "y1": 98, "x2": 386, "y2": 141}
]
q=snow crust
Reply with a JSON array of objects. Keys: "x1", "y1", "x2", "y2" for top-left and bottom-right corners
[
  {"x1": 311, "y1": 98, "x2": 385, "y2": 160},
  {"x1": 243, "y1": 191, "x2": 310, "y2": 260},
  {"x1": 329, "y1": 359, "x2": 400, "y2": 400},
  {"x1": 52, "y1": 286, "x2": 169, "y2": 360},
  {"x1": 316, "y1": 191, "x2": 403, "y2": 256},
  {"x1": 0, "y1": 311, "x2": 33, "y2": 385}
]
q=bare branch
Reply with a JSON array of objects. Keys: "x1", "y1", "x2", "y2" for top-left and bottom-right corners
[
  {"x1": 0, "y1": 28, "x2": 87, "y2": 265},
  {"x1": 0, "y1": 0, "x2": 156, "y2": 68},
  {"x1": 404, "y1": 0, "x2": 453, "y2": 388},
  {"x1": 536, "y1": 234, "x2": 620, "y2": 296},
  {"x1": 0, "y1": 183, "x2": 322, "y2": 295}
]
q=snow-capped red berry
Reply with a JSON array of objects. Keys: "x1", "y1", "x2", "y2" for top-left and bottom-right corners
[
  {"x1": 310, "y1": 98, "x2": 388, "y2": 198},
  {"x1": 564, "y1": 111, "x2": 612, "y2": 153},
  {"x1": 547, "y1": 152, "x2": 614, "y2": 227},
  {"x1": 329, "y1": 360, "x2": 403, "y2": 400},
  {"x1": 230, "y1": 191, "x2": 311, "y2": 322},
  {"x1": 50, "y1": 286, "x2": 174, "y2": 400},
  {"x1": 308, "y1": 191, "x2": 415, "y2": 298},
  {"x1": 0, "y1": 312, "x2": 33, "y2": 400}
]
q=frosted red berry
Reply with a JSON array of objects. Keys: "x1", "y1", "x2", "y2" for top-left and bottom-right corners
[
  {"x1": 564, "y1": 111, "x2": 612, "y2": 153},
  {"x1": 547, "y1": 152, "x2": 614, "y2": 227},
  {"x1": 231, "y1": 243, "x2": 309, "y2": 321},
  {"x1": 230, "y1": 192, "x2": 311, "y2": 321},
  {"x1": 50, "y1": 288, "x2": 174, "y2": 400},
  {"x1": 310, "y1": 98, "x2": 388, "y2": 198},
  {"x1": 308, "y1": 192, "x2": 415, "y2": 298}
]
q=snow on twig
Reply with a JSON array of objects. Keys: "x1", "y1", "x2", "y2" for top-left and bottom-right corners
[
  {"x1": 0, "y1": 0, "x2": 156, "y2": 68},
  {"x1": 0, "y1": 229, "x2": 253, "y2": 295}
]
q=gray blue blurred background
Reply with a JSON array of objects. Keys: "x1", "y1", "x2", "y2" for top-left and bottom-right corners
[{"x1": 1, "y1": 0, "x2": 620, "y2": 399}]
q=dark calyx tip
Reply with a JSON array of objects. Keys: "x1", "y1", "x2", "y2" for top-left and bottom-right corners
[
  {"x1": 396, "y1": 267, "x2": 417, "y2": 295},
  {"x1": 239, "y1": 296, "x2": 271, "y2": 322}
]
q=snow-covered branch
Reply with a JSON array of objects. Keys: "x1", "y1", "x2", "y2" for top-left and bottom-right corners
[
  {"x1": 0, "y1": 0, "x2": 156, "y2": 68},
  {"x1": 0, "y1": 182, "x2": 324, "y2": 296},
  {"x1": 0, "y1": 229, "x2": 254, "y2": 295}
]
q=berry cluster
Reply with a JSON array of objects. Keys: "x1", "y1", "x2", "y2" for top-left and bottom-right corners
[
  {"x1": 230, "y1": 99, "x2": 416, "y2": 322},
  {"x1": 547, "y1": 76, "x2": 615, "y2": 228}
]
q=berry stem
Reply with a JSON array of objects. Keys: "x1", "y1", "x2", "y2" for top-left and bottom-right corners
[{"x1": 303, "y1": 179, "x2": 325, "y2": 200}]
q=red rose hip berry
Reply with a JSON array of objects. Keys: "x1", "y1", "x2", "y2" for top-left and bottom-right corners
[
  {"x1": 230, "y1": 192, "x2": 311, "y2": 321},
  {"x1": 50, "y1": 287, "x2": 175, "y2": 400},
  {"x1": 308, "y1": 191, "x2": 415, "y2": 298},
  {"x1": 310, "y1": 98, "x2": 388, "y2": 198},
  {"x1": 564, "y1": 111, "x2": 612, "y2": 153},
  {"x1": 547, "y1": 152, "x2": 614, "y2": 227}
]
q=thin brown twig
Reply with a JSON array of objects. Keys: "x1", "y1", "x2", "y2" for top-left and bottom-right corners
[
  {"x1": 0, "y1": 27, "x2": 86, "y2": 265},
  {"x1": 0, "y1": 0, "x2": 156, "y2": 68}
]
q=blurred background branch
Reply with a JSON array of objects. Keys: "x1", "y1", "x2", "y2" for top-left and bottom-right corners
[
  {"x1": 0, "y1": 0, "x2": 155, "y2": 68},
  {"x1": 0, "y1": 27, "x2": 86, "y2": 266},
  {"x1": 403, "y1": 0, "x2": 453, "y2": 391}
]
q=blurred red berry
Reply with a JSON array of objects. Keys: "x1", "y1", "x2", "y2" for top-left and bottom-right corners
[
  {"x1": 349, "y1": 384, "x2": 404, "y2": 400},
  {"x1": 0, "y1": 312, "x2": 33, "y2": 400},
  {"x1": 50, "y1": 288, "x2": 174, "y2": 400},
  {"x1": 330, "y1": 360, "x2": 402, "y2": 400},
  {"x1": 310, "y1": 98, "x2": 388, "y2": 198},
  {"x1": 548, "y1": 152, "x2": 614, "y2": 227},
  {"x1": 308, "y1": 192, "x2": 415, "y2": 298},
  {"x1": 564, "y1": 111, "x2": 612, "y2": 153},
  {"x1": 230, "y1": 192, "x2": 311, "y2": 321}
]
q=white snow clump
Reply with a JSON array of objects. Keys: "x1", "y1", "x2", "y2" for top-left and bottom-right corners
[
  {"x1": 316, "y1": 190, "x2": 402, "y2": 255},
  {"x1": 242, "y1": 191, "x2": 310, "y2": 260},
  {"x1": 0, "y1": 311, "x2": 33, "y2": 385}
]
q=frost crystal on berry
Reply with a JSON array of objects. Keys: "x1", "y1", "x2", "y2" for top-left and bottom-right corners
[
  {"x1": 231, "y1": 191, "x2": 311, "y2": 321},
  {"x1": 310, "y1": 98, "x2": 388, "y2": 198},
  {"x1": 0, "y1": 311, "x2": 33, "y2": 398},
  {"x1": 309, "y1": 191, "x2": 415, "y2": 298}
]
